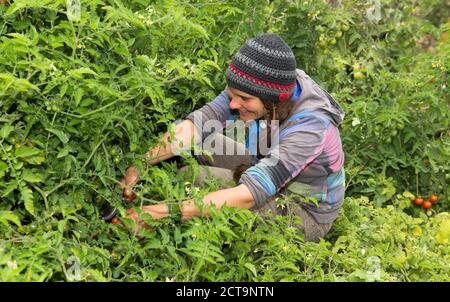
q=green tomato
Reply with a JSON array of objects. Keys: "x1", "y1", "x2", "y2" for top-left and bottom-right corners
[
  {"x1": 384, "y1": 137, "x2": 392, "y2": 144},
  {"x1": 390, "y1": 129, "x2": 398, "y2": 136},
  {"x1": 21, "y1": 225, "x2": 30, "y2": 234},
  {"x1": 354, "y1": 71, "x2": 365, "y2": 79},
  {"x1": 341, "y1": 24, "x2": 349, "y2": 32},
  {"x1": 29, "y1": 223, "x2": 38, "y2": 232},
  {"x1": 397, "y1": 123, "x2": 405, "y2": 130},
  {"x1": 113, "y1": 157, "x2": 120, "y2": 164},
  {"x1": 335, "y1": 30, "x2": 343, "y2": 38},
  {"x1": 329, "y1": 38, "x2": 336, "y2": 45}
]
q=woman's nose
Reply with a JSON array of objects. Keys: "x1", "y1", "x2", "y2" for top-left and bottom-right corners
[{"x1": 229, "y1": 98, "x2": 241, "y2": 110}]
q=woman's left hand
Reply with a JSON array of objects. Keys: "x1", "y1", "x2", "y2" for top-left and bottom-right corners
[{"x1": 125, "y1": 205, "x2": 169, "y2": 235}]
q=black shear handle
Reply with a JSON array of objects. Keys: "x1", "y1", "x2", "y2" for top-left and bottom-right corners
[{"x1": 100, "y1": 204, "x2": 118, "y2": 221}]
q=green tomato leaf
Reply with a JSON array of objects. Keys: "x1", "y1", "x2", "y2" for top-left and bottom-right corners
[
  {"x1": 244, "y1": 262, "x2": 257, "y2": 277},
  {"x1": 0, "y1": 210, "x2": 22, "y2": 228},
  {"x1": 46, "y1": 128, "x2": 69, "y2": 144},
  {"x1": 57, "y1": 147, "x2": 70, "y2": 158},
  {"x1": 25, "y1": 156, "x2": 46, "y2": 165},
  {"x1": 15, "y1": 146, "x2": 42, "y2": 158},
  {"x1": 21, "y1": 170, "x2": 44, "y2": 183},
  {"x1": 0, "y1": 161, "x2": 8, "y2": 178},
  {"x1": 2, "y1": 180, "x2": 18, "y2": 197},
  {"x1": 435, "y1": 220, "x2": 450, "y2": 245},
  {"x1": 0, "y1": 124, "x2": 14, "y2": 139},
  {"x1": 20, "y1": 186, "x2": 35, "y2": 216},
  {"x1": 68, "y1": 67, "x2": 98, "y2": 79},
  {"x1": 402, "y1": 191, "x2": 415, "y2": 201},
  {"x1": 74, "y1": 88, "x2": 84, "y2": 107}
]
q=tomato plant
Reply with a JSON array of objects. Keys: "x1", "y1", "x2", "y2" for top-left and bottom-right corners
[{"x1": 0, "y1": 0, "x2": 448, "y2": 282}]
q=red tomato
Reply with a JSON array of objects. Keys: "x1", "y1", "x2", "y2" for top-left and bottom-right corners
[
  {"x1": 111, "y1": 217, "x2": 120, "y2": 224},
  {"x1": 429, "y1": 194, "x2": 438, "y2": 204},
  {"x1": 414, "y1": 197, "x2": 424, "y2": 206},
  {"x1": 422, "y1": 201, "x2": 432, "y2": 209}
]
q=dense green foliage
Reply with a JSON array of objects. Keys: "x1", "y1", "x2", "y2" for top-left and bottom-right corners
[{"x1": 0, "y1": 0, "x2": 449, "y2": 281}]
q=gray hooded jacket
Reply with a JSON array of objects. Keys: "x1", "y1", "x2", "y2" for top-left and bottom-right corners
[{"x1": 187, "y1": 69, "x2": 346, "y2": 224}]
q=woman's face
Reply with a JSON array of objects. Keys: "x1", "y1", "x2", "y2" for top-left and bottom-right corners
[{"x1": 227, "y1": 87, "x2": 267, "y2": 122}]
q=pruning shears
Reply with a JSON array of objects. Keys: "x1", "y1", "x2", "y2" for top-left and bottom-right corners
[
  {"x1": 102, "y1": 176, "x2": 137, "y2": 221},
  {"x1": 101, "y1": 195, "x2": 134, "y2": 222},
  {"x1": 100, "y1": 203, "x2": 118, "y2": 221}
]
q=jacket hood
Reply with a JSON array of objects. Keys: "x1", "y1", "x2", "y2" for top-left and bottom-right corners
[{"x1": 289, "y1": 69, "x2": 345, "y2": 127}]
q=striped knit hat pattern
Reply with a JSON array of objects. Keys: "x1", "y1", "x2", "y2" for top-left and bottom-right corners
[{"x1": 226, "y1": 33, "x2": 297, "y2": 103}]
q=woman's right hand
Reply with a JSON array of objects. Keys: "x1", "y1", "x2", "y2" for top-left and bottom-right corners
[{"x1": 120, "y1": 165, "x2": 140, "y2": 202}]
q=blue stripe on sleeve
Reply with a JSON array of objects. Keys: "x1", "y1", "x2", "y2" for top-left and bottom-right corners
[{"x1": 246, "y1": 166, "x2": 277, "y2": 197}]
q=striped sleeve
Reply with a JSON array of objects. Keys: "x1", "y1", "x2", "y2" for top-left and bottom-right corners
[
  {"x1": 238, "y1": 116, "x2": 328, "y2": 207},
  {"x1": 185, "y1": 90, "x2": 232, "y2": 141}
]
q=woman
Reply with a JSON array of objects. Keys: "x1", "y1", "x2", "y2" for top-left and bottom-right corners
[{"x1": 120, "y1": 33, "x2": 345, "y2": 242}]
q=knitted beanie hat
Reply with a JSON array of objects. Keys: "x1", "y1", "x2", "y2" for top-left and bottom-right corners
[{"x1": 226, "y1": 33, "x2": 297, "y2": 103}]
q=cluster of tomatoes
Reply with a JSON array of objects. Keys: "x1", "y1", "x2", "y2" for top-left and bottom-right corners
[
  {"x1": 414, "y1": 194, "x2": 439, "y2": 210},
  {"x1": 317, "y1": 22, "x2": 350, "y2": 49},
  {"x1": 110, "y1": 146, "x2": 121, "y2": 164}
]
